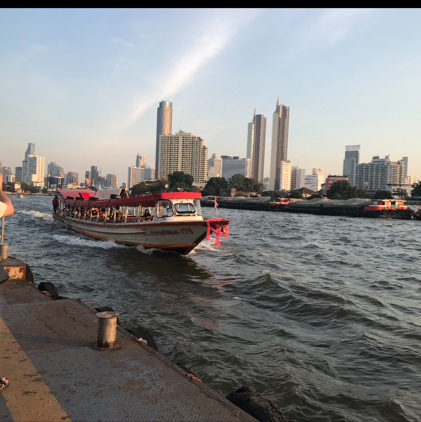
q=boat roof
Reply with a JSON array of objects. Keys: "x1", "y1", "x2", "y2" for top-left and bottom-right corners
[
  {"x1": 58, "y1": 191, "x2": 202, "y2": 208},
  {"x1": 57, "y1": 188, "x2": 96, "y2": 200}
]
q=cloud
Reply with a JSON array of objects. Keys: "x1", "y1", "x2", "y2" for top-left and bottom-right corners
[
  {"x1": 112, "y1": 38, "x2": 135, "y2": 47},
  {"x1": 126, "y1": 10, "x2": 258, "y2": 125},
  {"x1": 289, "y1": 8, "x2": 374, "y2": 59}
]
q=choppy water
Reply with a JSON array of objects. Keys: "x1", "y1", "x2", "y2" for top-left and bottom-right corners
[{"x1": 4, "y1": 195, "x2": 421, "y2": 422}]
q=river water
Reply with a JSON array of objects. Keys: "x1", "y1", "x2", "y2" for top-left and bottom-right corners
[{"x1": 3, "y1": 195, "x2": 421, "y2": 422}]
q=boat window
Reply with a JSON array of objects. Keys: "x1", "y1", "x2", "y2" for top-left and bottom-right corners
[
  {"x1": 156, "y1": 200, "x2": 174, "y2": 218},
  {"x1": 174, "y1": 202, "x2": 196, "y2": 215}
]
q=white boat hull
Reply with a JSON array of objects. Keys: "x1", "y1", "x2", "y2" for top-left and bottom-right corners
[{"x1": 53, "y1": 214, "x2": 214, "y2": 255}]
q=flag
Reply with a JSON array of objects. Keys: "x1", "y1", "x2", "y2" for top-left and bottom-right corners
[
  {"x1": 85, "y1": 177, "x2": 91, "y2": 185},
  {"x1": 214, "y1": 198, "x2": 218, "y2": 209}
]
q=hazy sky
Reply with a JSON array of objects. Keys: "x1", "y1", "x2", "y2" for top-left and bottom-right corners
[{"x1": 1, "y1": 8, "x2": 420, "y2": 184}]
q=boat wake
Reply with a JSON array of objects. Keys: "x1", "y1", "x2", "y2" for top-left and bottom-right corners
[
  {"x1": 136, "y1": 245, "x2": 180, "y2": 256},
  {"x1": 20, "y1": 210, "x2": 53, "y2": 220},
  {"x1": 52, "y1": 234, "x2": 127, "y2": 249}
]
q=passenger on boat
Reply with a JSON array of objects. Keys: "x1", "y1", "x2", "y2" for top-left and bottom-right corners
[
  {"x1": 142, "y1": 209, "x2": 153, "y2": 221},
  {"x1": 121, "y1": 188, "x2": 128, "y2": 198}
]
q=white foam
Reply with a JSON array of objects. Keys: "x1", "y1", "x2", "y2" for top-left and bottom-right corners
[
  {"x1": 20, "y1": 210, "x2": 53, "y2": 220},
  {"x1": 52, "y1": 234, "x2": 126, "y2": 249}
]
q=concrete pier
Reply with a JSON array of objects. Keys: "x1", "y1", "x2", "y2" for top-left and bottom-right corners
[{"x1": 0, "y1": 259, "x2": 256, "y2": 422}]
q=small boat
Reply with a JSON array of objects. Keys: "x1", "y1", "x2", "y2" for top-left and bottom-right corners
[{"x1": 53, "y1": 189, "x2": 230, "y2": 255}]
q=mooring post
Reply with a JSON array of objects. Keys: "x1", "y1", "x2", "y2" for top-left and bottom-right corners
[{"x1": 96, "y1": 311, "x2": 119, "y2": 349}]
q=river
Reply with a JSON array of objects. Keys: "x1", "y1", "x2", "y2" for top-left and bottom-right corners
[{"x1": 3, "y1": 195, "x2": 421, "y2": 422}]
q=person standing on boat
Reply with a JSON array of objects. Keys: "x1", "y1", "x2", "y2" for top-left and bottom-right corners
[{"x1": 52, "y1": 196, "x2": 59, "y2": 214}]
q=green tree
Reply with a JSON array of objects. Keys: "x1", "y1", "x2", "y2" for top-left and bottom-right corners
[
  {"x1": 327, "y1": 180, "x2": 368, "y2": 199},
  {"x1": 20, "y1": 182, "x2": 40, "y2": 194},
  {"x1": 411, "y1": 182, "x2": 421, "y2": 197},
  {"x1": 227, "y1": 174, "x2": 263, "y2": 193},
  {"x1": 202, "y1": 177, "x2": 228, "y2": 196},
  {"x1": 131, "y1": 180, "x2": 168, "y2": 195},
  {"x1": 289, "y1": 190, "x2": 303, "y2": 199},
  {"x1": 373, "y1": 190, "x2": 393, "y2": 199},
  {"x1": 167, "y1": 172, "x2": 194, "y2": 189}
]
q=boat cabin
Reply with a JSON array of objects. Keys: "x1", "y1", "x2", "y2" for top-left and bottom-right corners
[{"x1": 56, "y1": 189, "x2": 203, "y2": 224}]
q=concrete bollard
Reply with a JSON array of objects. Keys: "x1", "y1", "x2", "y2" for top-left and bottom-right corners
[
  {"x1": 96, "y1": 311, "x2": 119, "y2": 350},
  {"x1": 0, "y1": 244, "x2": 8, "y2": 261}
]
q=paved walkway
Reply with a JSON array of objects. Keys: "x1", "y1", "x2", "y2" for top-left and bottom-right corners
[{"x1": 0, "y1": 272, "x2": 256, "y2": 421}]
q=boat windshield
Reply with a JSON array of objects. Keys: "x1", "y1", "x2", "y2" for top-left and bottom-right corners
[
  {"x1": 174, "y1": 202, "x2": 196, "y2": 215},
  {"x1": 156, "y1": 200, "x2": 174, "y2": 218}
]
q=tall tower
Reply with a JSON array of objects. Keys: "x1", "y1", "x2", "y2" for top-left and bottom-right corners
[
  {"x1": 269, "y1": 98, "x2": 289, "y2": 191},
  {"x1": 156, "y1": 101, "x2": 173, "y2": 171},
  {"x1": 247, "y1": 110, "x2": 266, "y2": 183}
]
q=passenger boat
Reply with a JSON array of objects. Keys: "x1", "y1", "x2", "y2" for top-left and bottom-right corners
[{"x1": 52, "y1": 188, "x2": 229, "y2": 255}]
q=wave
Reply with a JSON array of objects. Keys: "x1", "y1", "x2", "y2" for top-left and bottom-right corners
[
  {"x1": 19, "y1": 210, "x2": 53, "y2": 220},
  {"x1": 52, "y1": 234, "x2": 127, "y2": 249}
]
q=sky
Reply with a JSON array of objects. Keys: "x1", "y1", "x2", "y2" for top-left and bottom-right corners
[{"x1": 1, "y1": 8, "x2": 421, "y2": 184}]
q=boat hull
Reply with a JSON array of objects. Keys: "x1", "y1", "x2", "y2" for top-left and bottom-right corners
[{"x1": 53, "y1": 214, "x2": 226, "y2": 255}]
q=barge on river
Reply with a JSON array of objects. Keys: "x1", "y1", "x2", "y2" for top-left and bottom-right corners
[{"x1": 53, "y1": 189, "x2": 229, "y2": 255}]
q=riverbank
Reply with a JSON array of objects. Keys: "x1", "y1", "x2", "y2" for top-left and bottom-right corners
[{"x1": 0, "y1": 257, "x2": 257, "y2": 422}]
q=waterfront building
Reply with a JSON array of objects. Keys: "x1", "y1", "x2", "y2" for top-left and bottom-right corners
[
  {"x1": 157, "y1": 131, "x2": 208, "y2": 185},
  {"x1": 343, "y1": 145, "x2": 360, "y2": 186},
  {"x1": 355, "y1": 155, "x2": 406, "y2": 193},
  {"x1": 47, "y1": 176, "x2": 64, "y2": 189},
  {"x1": 221, "y1": 156, "x2": 251, "y2": 181},
  {"x1": 48, "y1": 162, "x2": 64, "y2": 177},
  {"x1": 278, "y1": 161, "x2": 292, "y2": 191},
  {"x1": 323, "y1": 175, "x2": 349, "y2": 194},
  {"x1": 304, "y1": 168, "x2": 324, "y2": 192},
  {"x1": 247, "y1": 110, "x2": 266, "y2": 183},
  {"x1": 291, "y1": 166, "x2": 306, "y2": 191},
  {"x1": 136, "y1": 155, "x2": 146, "y2": 168},
  {"x1": 207, "y1": 153, "x2": 222, "y2": 179},
  {"x1": 155, "y1": 101, "x2": 173, "y2": 171},
  {"x1": 269, "y1": 98, "x2": 289, "y2": 191},
  {"x1": 4, "y1": 174, "x2": 15, "y2": 183}
]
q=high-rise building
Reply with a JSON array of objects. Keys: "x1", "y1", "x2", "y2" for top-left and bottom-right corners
[
  {"x1": 402, "y1": 157, "x2": 409, "y2": 177},
  {"x1": 247, "y1": 110, "x2": 266, "y2": 183},
  {"x1": 25, "y1": 155, "x2": 45, "y2": 185},
  {"x1": 106, "y1": 174, "x2": 118, "y2": 188},
  {"x1": 136, "y1": 155, "x2": 146, "y2": 168},
  {"x1": 157, "y1": 131, "x2": 208, "y2": 185},
  {"x1": 65, "y1": 172, "x2": 78, "y2": 185},
  {"x1": 291, "y1": 166, "x2": 306, "y2": 191},
  {"x1": 15, "y1": 166, "x2": 23, "y2": 183},
  {"x1": 25, "y1": 143, "x2": 35, "y2": 161},
  {"x1": 155, "y1": 101, "x2": 173, "y2": 171},
  {"x1": 343, "y1": 145, "x2": 360, "y2": 186},
  {"x1": 269, "y1": 98, "x2": 289, "y2": 191},
  {"x1": 48, "y1": 162, "x2": 64, "y2": 177},
  {"x1": 278, "y1": 161, "x2": 292, "y2": 191},
  {"x1": 85, "y1": 171, "x2": 91, "y2": 182},
  {"x1": 355, "y1": 155, "x2": 406, "y2": 193},
  {"x1": 90, "y1": 166, "x2": 99, "y2": 186},
  {"x1": 2, "y1": 167, "x2": 12, "y2": 177},
  {"x1": 220, "y1": 156, "x2": 251, "y2": 181},
  {"x1": 207, "y1": 153, "x2": 222, "y2": 179}
]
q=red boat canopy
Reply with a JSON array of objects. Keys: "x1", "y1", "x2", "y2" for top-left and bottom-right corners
[
  {"x1": 58, "y1": 189, "x2": 96, "y2": 200},
  {"x1": 59, "y1": 191, "x2": 202, "y2": 208}
]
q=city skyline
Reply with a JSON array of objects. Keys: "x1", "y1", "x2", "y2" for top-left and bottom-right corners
[{"x1": 1, "y1": 9, "x2": 421, "y2": 183}]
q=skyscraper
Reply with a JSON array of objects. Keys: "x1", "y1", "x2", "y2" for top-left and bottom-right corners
[
  {"x1": 343, "y1": 145, "x2": 360, "y2": 186},
  {"x1": 155, "y1": 101, "x2": 173, "y2": 171},
  {"x1": 158, "y1": 131, "x2": 208, "y2": 185},
  {"x1": 207, "y1": 154, "x2": 222, "y2": 179},
  {"x1": 136, "y1": 154, "x2": 146, "y2": 167},
  {"x1": 91, "y1": 166, "x2": 99, "y2": 186},
  {"x1": 247, "y1": 110, "x2": 266, "y2": 183},
  {"x1": 25, "y1": 143, "x2": 35, "y2": 161},
  {"x1": 269, "y1": 98, "x2": 289, "y2": 191}
]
